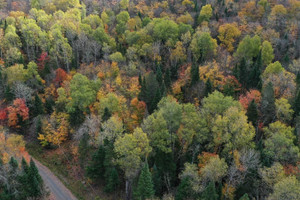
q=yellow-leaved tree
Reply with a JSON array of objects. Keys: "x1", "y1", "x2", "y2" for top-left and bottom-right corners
[{"x1": 38, "y1": 111, "x2": 70, "y2": 147}]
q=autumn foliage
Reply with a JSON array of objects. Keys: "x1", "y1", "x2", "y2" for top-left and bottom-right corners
[
  {"x1": 37, "y1": 52, "x2": 50, "y2": 71},
  {"x1": 54, "y1": 68, "x2": 69, "y2": 86},
  {"x1": 7, "y1": 99, "x2": 29, "y2": 128},
  {"x1": 0, "y1": 108, "x2": 7, "y2": 121},
  {"x1": 239, "y1": 89, "x2": 261, "y2": 110}
]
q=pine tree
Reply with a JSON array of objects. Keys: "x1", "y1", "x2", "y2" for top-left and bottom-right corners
[
  {"x1": 104, "y1": 167, "x2": 119, "y2": 193},
  {"x1": 45, "y1": 98, "x2": 54, "y2": 114},
  {"x1": 296, "y1": 73, "x2": 300, "y2": 88},
  {"x1": 294, "y1": 75, "x2": 300, "y2": 117},
  {"x1": 9, "y1": 157, "x2": 18, "y2": 171},
  {"x1": 79, "y1": 134, "x2": 89, "y2": 168},
  {"x1": 164, "y1": 68, "x2": 171, "y2": 90},
  {"x1": 175, "y1": 177, "x2": 193, "y2": 200},
  {"x1": 86, "y1": 145, "x2": 106, "y2": 180},
  {"x1": 21, "y1": 157, "x2": 29, "y2": 173},
  {"x1": 29, "y1": 159, "x2": 42, "y2": 185},
  {"x1": 152, "y1": 164, "x2": 162, "y2": 196},
  {"x1": 261, "y1": 82, "x2": 276, "y2": 125},
  {"x1": 201, "y1": 182, "x2": 218, "y2": 200},
  {"x1": 160, "y1": 82, "x2": 166, "y2": 97},
  {"x1": 138, "y1": 73, "x2": 142, "y2": 86},
  {"x1": 0, "y1": 70, "x2": 3, "y2": 92},
  {"x1": 20, "y1": 158, "x2": 30, "y2": 198},
  {"x1": 69, "y1": 106, "x2": 85, "y2": 126},
  {"x1": 149, "y1": 87, "x2": 161, "y2": 114},
  {"x1": 294, "y1": 91, "x2": 300, "y2": 117},
  {"x1": 35, "y1": 116, "x2": 42, "y2": 137},
  {"x1": 191, "y1": 63, "x2": 199, "y2": 86},
  {"x1": 4, "y1": 85, "x2": 14, "y2": 102},
  {"x1": 156, "y1": 66, "x2": 163, "y2": 87},
  {"x1": 247, "y1": 100, "x2": 258, "y2": 126},
  {"x1": 239, "y1": 193, "x2": 250, "y2": 200},
  {"x1": 33, "y1": 94, "x2": 44, "y2": 116},
  {"x1": 249, "y1": 51, "x2": 262, "y2": 89},
  {"x1": 237, "y1": 58, "x2": 247, "y2": 88},
  {"x1": 136, "y1": 163, "x2": 155, "y2": 200},
  {"x1": 27, "y1": 159, "x2": 43, "y2": 198},
  {"x1": 205, "y1": 78, "x2": 213, "y2": 97},
  {"x1": 138, "y1": 77, "x2": 147, "y2": 102},
  {"x1": 104, "y1": 140, "x2": 119, "y2": 193},
  {"x1": 102, "y1": 107, "x2": 111, "y2": 122},
  {"x1": 171, "y1": 64, "x2": 178, "y2": 80},
  {"x1": 154, "y1": 151, "x2": 176, "y2": 194}
]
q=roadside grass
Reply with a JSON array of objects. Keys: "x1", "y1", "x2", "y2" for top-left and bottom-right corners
[{"x1": 26, "y1": 142, "x2": 110, "y2": 200}]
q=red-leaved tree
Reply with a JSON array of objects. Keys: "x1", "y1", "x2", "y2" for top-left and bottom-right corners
[
  {"x1": 54, "y1": 68, "x2": 68, "y2": 86},
  {"x1": 37, "y1": 52, "x2": 50, "y2": 72}
]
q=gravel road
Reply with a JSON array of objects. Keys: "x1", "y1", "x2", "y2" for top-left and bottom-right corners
[{"x1": 32, "y1": 158, "x2": 78, "y2": 200}]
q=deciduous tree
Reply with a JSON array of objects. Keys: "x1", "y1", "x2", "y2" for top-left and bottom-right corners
[{"x1": 7, "y1": 98, "x2": 29, "y2": 128}]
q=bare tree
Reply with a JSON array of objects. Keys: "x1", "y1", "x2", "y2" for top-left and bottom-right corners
[
  {"x1": 13, "y1": 82, "x2": 34, "y2": 105},
  {"x1": 74, "y1": 115, "x2": 101, "y2": 146}
]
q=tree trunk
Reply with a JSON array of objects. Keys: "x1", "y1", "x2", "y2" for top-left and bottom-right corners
[{"x1": 125, "y1": 179, "x2": 132, "y2": 200}]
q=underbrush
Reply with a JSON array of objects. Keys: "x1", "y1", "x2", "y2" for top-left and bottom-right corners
[{"x1": 26, "y1": 142, "x2": 115, "y2": 200}]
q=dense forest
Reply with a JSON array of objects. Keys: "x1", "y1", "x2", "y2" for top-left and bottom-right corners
[{"x1": 0, "y1": 0, "x2": 299, "y2": 199}]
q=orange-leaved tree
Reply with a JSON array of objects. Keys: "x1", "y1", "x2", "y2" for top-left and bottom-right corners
[{"x1": 7, "y1": 98, "x2": 29, "y2": 128}]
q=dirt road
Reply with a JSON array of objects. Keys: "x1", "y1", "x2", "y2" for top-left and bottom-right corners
[{"x1": 32, "y1": 158, "x2": 78, "y2": 200}]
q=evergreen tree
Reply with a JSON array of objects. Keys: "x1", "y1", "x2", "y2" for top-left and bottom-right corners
[
  {"x1": 26, "y1": 159, "x2": 43, "y2": 198},
  {"x1": 164, "y1": 68, "x2": 171, "y2": 90},
  {"x1": 21, "y1": 157, "x2": 29, "y2": 173},
  {"x1": 4, "y1": 85, "x2": 14, "y2": 102},
  {"x1": 170, "y1": 64, "x2": 178, "y2": 80},
  {"x1": 154, "y1": 151, "x2": 176, "y2": 194},
  {"x1": 29, "y1": 159, "x2": 42, "y2": 185},
  {"x1": 104, "y1": 167, "x2": 119, "y2": 193},
  {"x1": 191, "y1": 63, "x2": 199, "y2": 85},
  {"x1": 35, "y1": 116, "x2": 42, "y2": 137},
  {"x1": 296, "y1": 73, "x2": 300, "y2": 88},
  {"x1": 78, "y1": 134, "x2": 89, "y2": 168},
  {"x1": 149, "y1": 87, "x2": 161, "y2": 114},
  {"x1": 69, "y1": 106, "x2": 85, "y2": 126},
  {"x1": 205, "y1": 78, "x2": 213, "y2": 97},
  {"x1": 0, "y1": 70, "x2": 3, "y2": 92},
  {"x1": 239, "y1": 193, "x2": 250, "y2": 200},
  {"x1": 175, "y1": 177, "x2": 193, "y2": 200},
  {"x1": 104, "y1": 140, "x2": 120, "y2": 193},
  {"x1": 9, "y1": 157, "x2": 18, "y2": 171},
  {"x1": 45, "y1": 98, "x2": 54, "y2": 114},
  {"x1": 294, "y1": 91, "x2": 300, "y2": 117},
  {"x1": 249, "y1": 51, "x2": 262, "y2": 89},
  {"x1": 156, "y1": 66, "x2": 163, "y2": 87},
  {"x1": 261, "y1": 82, "x2": 276, "y2": 125},
  {"x1": 236, "y1": 58, "x2": 247, "y2": 88},
  {"x1": 247, "y1": 100, "x2": 258, "y2": 126},
  {"x1": 138, "y1": 73, "x2": 142, "y2": 86},
  {"x1": 138, "y1": 77, "x2": 147, "y2": 102},
  {"x1": 294, "y1": 74, "x2": 300, "y2": 118},
  {"x1": 160, "y1": 82, "x2": 166, "y2": 97},
  {"x1": 86, "y1": 145, "x2": 106, "y2": 180},
  {"x1": 41, "y1": 62, "x2": 51, "y2": 78},
  {"x1": 152, "y1": 164, "x2": 162, "y2": 196},
  {"x1": 33, "y1": 94, "x2": 44, "y2": 116},
  {"x1": 201, "y1": 182, "x2": 218, "y2": 200},
  {"x1": 102, "y1": 107, "x2": 111, "y2": 122},
  {"x1": 136, "y1": 163, "x2": 155, "y2": 200},
  {"x1": 19, "y1": 158, "x2": 30, "y2": 198}
]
